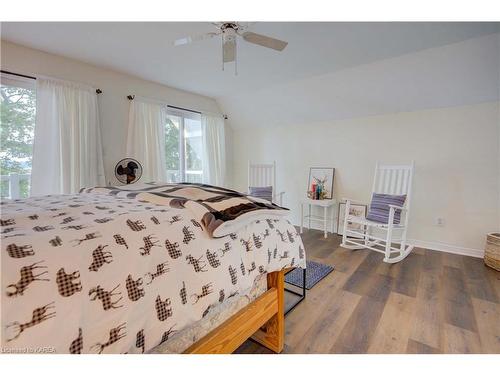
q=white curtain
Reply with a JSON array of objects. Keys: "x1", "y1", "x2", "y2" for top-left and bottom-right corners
[
  {"x1": 201, "y1": 113, "x2": 226, "y2": 186},
  {"x1": 31, "y1": 77, "x2": 105, "y2": 196},
  {"x1": 126, "y1": 99, "x2": 168, "y2": 182}
]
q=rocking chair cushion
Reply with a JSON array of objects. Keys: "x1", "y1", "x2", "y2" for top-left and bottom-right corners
[
  {"x1": 249, "y1": 186, "x2": 273, "y2": 203},
  {"x1": 366, "y1": 193, "x2": 406, "y2": 224}
]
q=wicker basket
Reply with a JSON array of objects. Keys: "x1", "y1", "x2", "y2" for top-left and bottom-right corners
[{"x1": 485, "y1": 233, "x2": 500, "y2": 271}]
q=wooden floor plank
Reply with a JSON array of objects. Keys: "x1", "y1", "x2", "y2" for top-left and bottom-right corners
[
  {"x1": 342, "y1": 270, "x2": 393, "y2": 303},
  {"x1": 236, "y1": 230, "x2": 499, "y2": 354},
  {"x1": 441, "y1": 252, "x2": 465, "y2": 269},
  {"x1": 368, "y1": 292, "x2": 416, "y2": 353},
  {"x1": 442, "y1": 323, "x2": 482, "y2": 354},
  {"x1": 416, "y1": 272, "x2": 441, "y2": 301},
  {"x1": 471, "y1": 297, "x2": 500, "y2": 354},
  {"x1": 330, "y1": 295, "x2": 386, "y2": 353},
  {"x1": 442, "y1": 298, "x2": 478, "y2": 333},
  {"x1": 393, "y1": 252, "x2": 423, "y2": 298},
  {"x1": 410, "y1": 294, "x2": 443, "y2": 350},
  {"x1": 441, "y1": 266, "x2": 478, "y2": 332},
  {"x1": 375, "y1": 259, "x2": 401, "y2": 279},
  {"x1": 421, "y1": 248, "x2": 443, "y2": 275},
  {"x1": 412, "y1": 247, "x2": 427, "y2": 256},
  {"x1": 485, "y1": 266, "x2": 500, "y2": 297},
  {"x1": 406, "y1": 339, "x2": 441, "y2": 354},
  {"x1": 442, "y1": 266, "x2": 470, "y2": 304},
  {"x1": 282, "y1": 270, "x2": 350, "y2": 350},
  {"x1": 462, "y1": 256, "x2": 499, "y2": 304},
  {"x1": 325, "y1": 246, "x2": 368, "y2": 275},
  {"x1": 291, "y1": 290, "x2": 361, "y2": 353}
]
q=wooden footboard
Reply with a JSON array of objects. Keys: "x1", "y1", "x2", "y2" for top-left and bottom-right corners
[{"x1": 184, "y1": 270, "x2": 285, "y2": 354}]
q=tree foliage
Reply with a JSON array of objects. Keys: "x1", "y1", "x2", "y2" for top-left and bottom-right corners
[
  {"x1": 0, "y1": 85, "x2": 35, "y2": 197},
  {"x1": 165, "y1": 119, "x2": 180, "y2": 171},
  {"x1": 164, "y1": 117, "x2": 202, "y2": 183}
]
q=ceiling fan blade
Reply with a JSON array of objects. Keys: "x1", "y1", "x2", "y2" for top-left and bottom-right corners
[
  {"x1": 173, "y1": 32, "x2": 219, "y2": 47},
  {"x1": 223, "y1": 39, "x2": 236, "y2": 62},
  {"x1": 241, "y1": 32, "x2": 288, "y2": 51}
]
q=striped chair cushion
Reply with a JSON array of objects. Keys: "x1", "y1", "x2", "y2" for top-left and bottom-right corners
[
  {"x1": 249, "y1": 186, "x2": 273, "y2": 203},
  {"x1": 366, "y1": 193, "x2": 406, "y2": 224}
]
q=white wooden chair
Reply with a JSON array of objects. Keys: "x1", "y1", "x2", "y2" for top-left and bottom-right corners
[
  {"x1": 248, "y1": 161, "x2": 285, "y2": 206},
  {"x1": 341, "y1": 161, "x2": 415, "y2": 263}
]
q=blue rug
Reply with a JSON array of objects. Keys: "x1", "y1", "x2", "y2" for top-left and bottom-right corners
[{"x1": 285, "y1": 260, "x2": 334, "y2": 290}]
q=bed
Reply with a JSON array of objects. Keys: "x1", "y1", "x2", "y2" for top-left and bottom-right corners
[{"x1": 1, "y1": 183, "x2": 305, "y2": 354}]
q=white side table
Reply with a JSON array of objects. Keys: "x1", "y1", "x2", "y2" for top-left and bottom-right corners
[{"x1": 300, "y1": 198, "x2": 336, "y2": 238}]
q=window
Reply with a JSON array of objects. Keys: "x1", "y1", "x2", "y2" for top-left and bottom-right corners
[
  {"x1": 0, "y1": 73, "x2": 36, "y2": 199},
  {"x1": 165, "y1": 109, "x2": 203, "y2": 183}
]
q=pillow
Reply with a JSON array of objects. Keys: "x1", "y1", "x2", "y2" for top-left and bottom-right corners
[
  {"x1": 249, "y1": 186, "x2": 273, "y2": 203},
  {"x1": 366, "y1": 193, "x2": 406, "y2": 224}
]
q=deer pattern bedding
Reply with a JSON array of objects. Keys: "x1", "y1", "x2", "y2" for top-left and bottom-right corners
[
  {"x1": 1, "y1": 189, "x2": 305, "y2": 354},
  {"x1": 150, "y1": 274, "x2": 268, "y2": 353},
  {"x1": 82, "y1": 182, "x2": 289, "y2": 238}
]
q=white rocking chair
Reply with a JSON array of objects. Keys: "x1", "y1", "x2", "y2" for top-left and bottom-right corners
[
  {"x1": 341, "y1": 162, "x2": 415, "y2": 263},
  {"x1": 248, "y1": 161, "x2": 285, "y2": 206}
]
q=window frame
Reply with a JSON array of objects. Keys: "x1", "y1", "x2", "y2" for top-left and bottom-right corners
[
  {"x1": 0, "y1": 72, "x2": 36, "y2": 199},
  {"x1": 165, "y1": 107, "x2": 203, "y2": 183}
]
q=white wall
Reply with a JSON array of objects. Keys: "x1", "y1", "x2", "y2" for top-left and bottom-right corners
[
  {"x1": 231, "y1": 102, "x2": 500, "y2": 253},
  {"x1": 225, "y1": 34, "x2": 500, "y2": 255},
  {"x1": 0, "y1": 41, "x2": 227, "y2": 185}
]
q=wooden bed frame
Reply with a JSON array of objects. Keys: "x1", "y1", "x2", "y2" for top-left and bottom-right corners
[{"x1": 184, "y1": 270, "x2": 285, "y2": 354}]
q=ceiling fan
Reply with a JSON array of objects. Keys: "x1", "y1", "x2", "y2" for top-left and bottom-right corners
[{"x1": 173, "y1": 22, "x2": 288, "y2": 74}]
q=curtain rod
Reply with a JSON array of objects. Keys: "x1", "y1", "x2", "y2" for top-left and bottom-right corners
[
  {"x1": 127, "y1": 95, "x2": 200, "y2": 114},
  {"x1": 1, "y1": 69, "x2": 36, "y2": 80},
  {"x1": 1, "y1": 69, "x2": 103, "y2": 94},
  {"x1": 127, "y1": 94, "x2": 228, "y2": 119},
  {"x1": 168, "y1": 104, "x2": 201, "y2": 115}
]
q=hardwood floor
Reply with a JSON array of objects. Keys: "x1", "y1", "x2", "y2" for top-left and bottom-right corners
[{"x1": 235, "y1": 229, "x2": 500, "y2": 354}]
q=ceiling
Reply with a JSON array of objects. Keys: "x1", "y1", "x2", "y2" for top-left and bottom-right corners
[
  {"x1": 1, "y1": 22, "x2": 499, "y2": 100},
  {"x1": 219, "y1": 33, "x2": 500, "y2": 128}
]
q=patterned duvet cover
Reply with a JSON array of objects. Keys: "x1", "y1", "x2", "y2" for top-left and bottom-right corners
[{"x1": 1, "y1": 185, "x2": 305, "y2": 354}]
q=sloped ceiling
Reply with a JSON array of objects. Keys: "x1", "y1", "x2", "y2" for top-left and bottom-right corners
[
  {"x1": 1, "y1": 22, "x2": 499, "y2": 128},
  {"x1": 219, "y1": 33, "x2": 500, "y2": 128}
]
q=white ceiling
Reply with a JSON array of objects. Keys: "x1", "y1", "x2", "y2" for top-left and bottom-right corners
[
  {"x1": 219, "y1": 33, "x2": 500, "y2": 128},
  {"x1": 1, "y1": 22, "x2": 499, "y2": 99}
]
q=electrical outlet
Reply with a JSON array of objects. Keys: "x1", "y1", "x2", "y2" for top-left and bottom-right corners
[{"x1": 434, "y1": 217, "x2": 445, "y2": 226}]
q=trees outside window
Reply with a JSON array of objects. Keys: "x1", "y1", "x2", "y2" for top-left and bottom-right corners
[
  {"x1": 0, "y1": 77, "x2": 36, "y2": 198},
  {"x1": 165, "y1": 111, "x2": 203, "y2": 183}
]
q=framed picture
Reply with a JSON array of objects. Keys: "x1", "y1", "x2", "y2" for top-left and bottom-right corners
[
  {"x1": 337, "y1": 203, "x2": 367, "y2": 238},
  {"x1": 308, "y1": 167, "x2": 335, "y2": 199}
]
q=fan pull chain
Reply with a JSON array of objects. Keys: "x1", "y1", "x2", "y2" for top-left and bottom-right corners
[
  {"x1": 235, "y1": 37, "x2": 238, "y2": 76},
  {"x1": 221, "y1": 33, "x2": 224, "y2": 72}
]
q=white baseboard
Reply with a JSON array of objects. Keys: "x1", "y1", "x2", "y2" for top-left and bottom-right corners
[
  {"x1": 294, "y1": 219, "x2": 485, "y2": 258},
  {"x1": 407, "y1": 239, "x2": 484, "y2": 258}
]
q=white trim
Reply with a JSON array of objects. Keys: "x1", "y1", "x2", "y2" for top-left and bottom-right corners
[
  {"x1": 294, "y1": 219, "x2": 484, "y2": 258},
  {"x1": 408, "y1": 239, "x2": 484, "y2": 258}
]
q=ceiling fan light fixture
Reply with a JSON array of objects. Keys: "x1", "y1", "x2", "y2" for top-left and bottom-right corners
[
  {"x1": 173, "y1": 22, "x2": 288, "y2": 75},
  {"x1": 221, "y1": 24, "x2": 238, "y2": 73},
  {"x1": 222, "y1": 26, "x2": 236, "y2": 43}
]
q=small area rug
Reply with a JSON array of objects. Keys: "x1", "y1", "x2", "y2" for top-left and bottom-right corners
[{"x1": 285, "y1": 260, "x2": 334, "y2": 290}]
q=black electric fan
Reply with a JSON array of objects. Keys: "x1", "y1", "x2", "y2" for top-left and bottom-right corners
[{"x1": 115, "y1": 158, "x2": 142, "y2": 184}]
